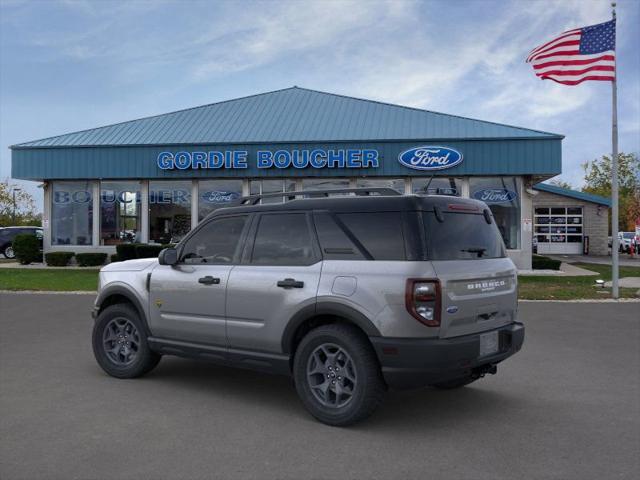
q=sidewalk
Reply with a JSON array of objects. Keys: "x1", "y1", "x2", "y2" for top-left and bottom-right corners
[
  {"x1": 546, "y1": 254, "x2": 640, "y2": 267},
  {"x1": 518, "y1": 262, "x2": 599, "y2": 276},
  {"x1": 0, "y1": 261, "x2": 100, "y2": 270}
]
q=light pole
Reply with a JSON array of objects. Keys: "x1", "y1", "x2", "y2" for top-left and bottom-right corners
[{"x1": 12, "y1": 187, "x2": 22, "y2": 224}]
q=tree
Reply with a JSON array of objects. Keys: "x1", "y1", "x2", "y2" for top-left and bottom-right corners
[
  {"x1": 0, "y1": 180, "x2": 41, "y2": 227},
  {"x1": 547, "y1": 177, "x2": 573, "y2": 190},
  {"x1": 582, "y1": 152, "x2": 640, "y2": 232}
]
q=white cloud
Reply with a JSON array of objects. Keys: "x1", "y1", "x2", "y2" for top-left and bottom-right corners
[{"x1": 190, "y1": 0, "x2": 402, "y2": 79}]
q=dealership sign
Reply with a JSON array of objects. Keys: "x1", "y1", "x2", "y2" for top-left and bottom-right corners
[
  {"x1": 53, "y1": 189, "x2": 239, "y2": 205},
  {"x1": 472, "y1": 188, "x2": 517, "y2": 204},
  {"x1": 398, "y1": 146, "x2": 463, "y2": 171},
  {"x1": 156, "y1": 149, "x2": 380, "y2": 170}
]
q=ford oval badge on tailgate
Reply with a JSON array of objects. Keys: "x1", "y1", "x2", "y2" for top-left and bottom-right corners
[{"x1": 398, "y1": 146, "x2": 463, "y2": 171}]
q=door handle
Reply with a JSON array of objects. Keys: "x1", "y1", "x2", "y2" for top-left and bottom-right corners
[
  {"x1": 198, "y1": 276, "x2": 220, "y2": 285},
  {"x1": 277, "y1": 278, "x2": 304, "y2": 288}
]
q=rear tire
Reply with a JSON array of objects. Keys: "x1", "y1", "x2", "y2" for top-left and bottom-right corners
[
  {"x1": 432, "y1": 376, "x2": 478, "y2": 390},
  {"x1": 293, "y1": 324, "x2": 385, "y2": 426},
  {"x1": 92, "y1": 303, "x2": 160, "y2": 379}
]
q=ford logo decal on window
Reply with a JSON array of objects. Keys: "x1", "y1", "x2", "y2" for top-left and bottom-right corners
[
  {"x1": 398, "y1": 146, "x2": 463, "y2": 171},
  {"x1": 200, "y1": 191, "x2": 241, "y2": 203},
  {"x1": 472, "y1": 188, "x2": 517, "y2": 204}
]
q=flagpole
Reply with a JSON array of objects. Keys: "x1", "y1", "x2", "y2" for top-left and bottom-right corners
[{"x1": 611, "y1": 1, "x2": 619, "y2": 298}]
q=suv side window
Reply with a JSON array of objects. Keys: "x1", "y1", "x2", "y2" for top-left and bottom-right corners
[
  {"x1": 313, "y1": 212, "x2": 366, "y2": 260},
  {"x1": 251, "y1": 213, "x2": 317, "y2": 266},
  {"x1": 180, "y1": 215, "x2": 247, "y2": 264},
  {"x1": 336, "y1": 212, "x2": 406, "y2": 260}
]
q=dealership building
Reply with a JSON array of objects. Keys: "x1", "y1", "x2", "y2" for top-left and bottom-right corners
[{"x1": 10, "y1": 87, "x2": 611, "y2": 268}]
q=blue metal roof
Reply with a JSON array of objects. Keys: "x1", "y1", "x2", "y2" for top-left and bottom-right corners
[
  {"x1": 533, "y1": 183, "x2": 611, "y2": 206},
  {"x1": 12, "y1": 87, "x2": 562, "y2": 148}
]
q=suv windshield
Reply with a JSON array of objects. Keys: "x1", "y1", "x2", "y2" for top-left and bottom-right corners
[{"x1": 424, "y1": 211, "x2": 506, "y2": 260}]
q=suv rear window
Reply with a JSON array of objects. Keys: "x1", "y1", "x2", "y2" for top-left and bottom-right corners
[{"x1": 424, "y1": 212, "x2": 505, "y2": 260}]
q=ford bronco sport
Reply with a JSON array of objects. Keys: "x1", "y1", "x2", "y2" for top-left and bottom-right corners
[{"x1": 92, "y1": 188, "x2": 524, "y2": 426}]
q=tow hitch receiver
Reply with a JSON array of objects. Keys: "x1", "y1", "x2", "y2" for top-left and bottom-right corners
[{"x1": 472, "y1": 364, "x2": 498, "y2": 379}]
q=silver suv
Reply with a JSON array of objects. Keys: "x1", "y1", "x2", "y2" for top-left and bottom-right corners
[{"x1": 91, "y1": 188, "x2": 524, "y2": 426}]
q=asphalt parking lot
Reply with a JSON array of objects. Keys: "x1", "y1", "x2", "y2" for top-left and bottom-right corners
[{"x1": 1, "y1": 294, "x2": 638, "y2": 480}]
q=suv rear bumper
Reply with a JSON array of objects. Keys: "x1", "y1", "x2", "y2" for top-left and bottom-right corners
[{"x1": 370, "y1": 322, "x2": 524, "y2": 390}]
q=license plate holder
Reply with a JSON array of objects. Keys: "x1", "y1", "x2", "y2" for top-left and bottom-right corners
[{"x1": 479, "y1": 331, "x2": 499, "y2": 357}]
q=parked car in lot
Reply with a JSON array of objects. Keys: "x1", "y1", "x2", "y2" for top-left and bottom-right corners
[
  {"x1": 0, "y1": 226, "x2": 43, "y2": 259},
  {"x1": 619, "y1": 232, "x2": 636, "y2": 253},
  {"x1": 91, "y1": 188, "x2": 524, "y2": 426}
]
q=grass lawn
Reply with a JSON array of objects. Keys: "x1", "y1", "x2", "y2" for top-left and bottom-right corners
[
  {"x1": 518, "y1": 263, "x2": 640, "y2": 300},
  {"x1": 0, "y1": 268, "x2": 98, "y2": 291},
  {"x1": 0, "y1": 262, "x2": 638, "y2": 299}
]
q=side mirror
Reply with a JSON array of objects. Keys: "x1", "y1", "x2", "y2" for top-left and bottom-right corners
[{"x1": 158, "y1": 247, "x2": 178, "y2": 266}]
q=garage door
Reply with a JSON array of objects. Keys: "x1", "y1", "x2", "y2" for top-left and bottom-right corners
[{"x1": 535, "y1": 207, "x2": 583, "y2": 254}]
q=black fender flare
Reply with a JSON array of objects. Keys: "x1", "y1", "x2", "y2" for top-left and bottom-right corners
[
  {"x1": 95, "y1": 285, "x2": 151, "y2": 336},
  {"x1": 281, "y1": 301, "x2": 381, "y2": 354}
]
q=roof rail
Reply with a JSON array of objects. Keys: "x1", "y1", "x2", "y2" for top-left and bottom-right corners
[{"x1": 229, "y1": 187, "x2": 402, "y2": 206}]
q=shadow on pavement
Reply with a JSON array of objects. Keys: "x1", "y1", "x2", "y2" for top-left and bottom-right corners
[{"x1": 96, "y1": 355, "x2": 523, "y2": 430}]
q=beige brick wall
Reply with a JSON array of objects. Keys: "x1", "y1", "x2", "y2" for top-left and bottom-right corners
[{"x1": 532, "y1": 191, "x2": 609, "y2": 255}]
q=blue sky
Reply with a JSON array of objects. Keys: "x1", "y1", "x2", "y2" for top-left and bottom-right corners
[{"x1": 1, "y1": 0, "x2": 638, "y2": 210}]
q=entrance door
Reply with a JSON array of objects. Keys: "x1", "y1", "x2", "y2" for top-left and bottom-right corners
[
  {"x1": 148, "y1": 214, "x2": 249, "y2": 346},
  {"x1": 226, "y1": 212, "x2": 322, "y2": 354},
  {"x1": 534, "y1": 207, "x2": 583, "y2": 254}
]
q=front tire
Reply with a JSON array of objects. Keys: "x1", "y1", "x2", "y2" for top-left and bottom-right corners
[
  {"x1": 293, "y1": 324, "x2": 385, "y2": 426},
  {"x1": 3, "y1": 245, "x2": 15, "y2": 259},
  {"x1": 92, "y1": 303, "x2": 160, "y2": 379}
]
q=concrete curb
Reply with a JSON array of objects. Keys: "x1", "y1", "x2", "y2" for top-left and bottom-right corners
[
  {"x1": 0, "y1": 290, "x2": 97, "y2": 295},
  {"x1": 520, "y1": 298, "x2": 640, "y2": 303}
]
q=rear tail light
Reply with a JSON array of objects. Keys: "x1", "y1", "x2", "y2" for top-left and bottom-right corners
[{"x1": 405, "y1": 279, "x2": 441, "y2": 327}]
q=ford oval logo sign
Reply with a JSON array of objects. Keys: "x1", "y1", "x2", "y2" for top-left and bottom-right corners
[
  {"x1": 472, "y1": 188, "x2": 517, "y2": 204},
  {"x1": 200, "y1": 190, "x2": 241, "y2": 204},
  {"x1": 398, "y1": 146, "x2": 463, "y2": 171}
]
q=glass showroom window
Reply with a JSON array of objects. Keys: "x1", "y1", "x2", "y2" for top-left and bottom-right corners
[
  {"x1": 356, "y1": 178, "x2": 405, "y2": 194},
  {"x1": 249, "y1": 179, "x2": 295, "y2": 203},
  {"x1": 198, "y1": 179, "x2": 243, "y2": 220},
  {"x1": 100, "y1": 181, "x2": 141, "y2": 245},
  {"x1": 51, "y1": 181, "x2": 93, "y2": 246},
  {"x1": 469, "y1": 177, "x2": 520, "y2": 249},
  {"x1": 302, "y1": 178, "x2": 350, "y2": 195},
  {"x1": 149, "y1": 181, "x2": 192, "y2": 244},
  {"x1": 412, "y1": 177, "x2": 461, "y2": 196}
]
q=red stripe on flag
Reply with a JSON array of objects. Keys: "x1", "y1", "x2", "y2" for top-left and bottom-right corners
[
  {"x1": 529, "y1": 40, "x2": 581, "y2": 60},
  {"x1": 535, "y1": 65, "x2": 615, "y2": 77},
  {"x1": 532, "y1": 54, "x2": 615, "y2": 70},
  {"x1": 541, "y1": 75, "x2": 615, "y2": 85},
  {"x1": 531, "y1": 47, "x2": 581, "y2": 61},
  {"x1": 527, "y1": 30, "x2": 581, "y2": 60}
]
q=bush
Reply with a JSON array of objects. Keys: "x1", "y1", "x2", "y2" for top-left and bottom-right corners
[
  {"x1": 12, "y1": 234, "x2": 41, "y2": 265},
  {"x1": 75, "y1": 253, "x2": 107, "y2": 267},
  {"x1": 532, "y1": 255, "x2": 562, "y2": 270},
  {"x1": 115, "y1": 243, "x2": 177, "y2": 261},
  {"x1": 110, "y1": 254, "x2": 119, "y2": 263},
  {"x1": 115, "y1": 243, "x2": 140, "y2": 261},
  {"x1": 135, "y1": 244, "x2": 166, "y2": 258},
  {"x1": 45, "y1": 252, "x2": 75, "y2": 267}
]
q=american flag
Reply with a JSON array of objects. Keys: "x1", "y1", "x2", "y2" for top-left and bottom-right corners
[{"x1": 526, "y1": 19, "x2": 616, "y2": 85}]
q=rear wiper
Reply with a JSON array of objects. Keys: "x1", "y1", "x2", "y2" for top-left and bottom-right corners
[{"x1": 461, "y1": 247, "x2": 487, "y2": 257}]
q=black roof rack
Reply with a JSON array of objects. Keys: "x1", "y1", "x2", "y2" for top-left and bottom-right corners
[{"x1": 229, "y1": 188, "x2": 402, "y2": 206}]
